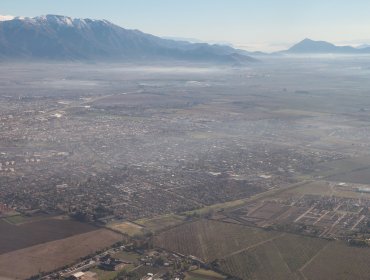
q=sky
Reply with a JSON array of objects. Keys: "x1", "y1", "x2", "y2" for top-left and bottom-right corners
[{"x1": 2, "y1": 0, "x2": 370, "y2": 52}]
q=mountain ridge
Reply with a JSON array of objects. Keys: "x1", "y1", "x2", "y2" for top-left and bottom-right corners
[{"x1": 0, "y1": 14, "x2": 257, "y2": 64}]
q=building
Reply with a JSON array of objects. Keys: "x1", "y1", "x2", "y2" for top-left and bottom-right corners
[
  {"x1": 68, "y1": 271, "x2": 98, "y2": 280},
  {"x1": 100, "y1": 259, "x2": 126, "y2": 271}
]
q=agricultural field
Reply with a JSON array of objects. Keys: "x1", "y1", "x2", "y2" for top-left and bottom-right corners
[
  {"x1": 220, "y1": 242, "x2": 296, "y2": 280},
  {"x1": 154, "y1": 220, "x2": 278, "y2": 261},
  {"x1": 282, "y1": 181, "x2": 335, "y2": 197},
  {"x1": 328, "y1": 168, "x2": 370, "y2": 185},
  {"x1": 185, "y1": 269, "x2": 226, "y2": 280},
  {"x1": 302, "y1": 241, "x2": 370, "y2": 280},
  {"x1": 219, "y1": 234, "x2": 329, "y2": 280},
  {"x1": 280, "y1": 180, "x2": 370, "y2": 199},
  {"x1": 135, "y1": 214, "x2": 186, "y2": 233},
  {"x1": 0, "y1": 217, "x2": 97, "y2": 254},
  {"x1": 272, "y1": 234, "x2": 329, "y2": 272},
  {"x1": 3, "y1": 214, "x2": 35, "y2": 225},
  {"x1": 154, "y1": 219, "x2": 370, "y2": 280},
  {"x1": 108, "y1": 214, "x2": 186, "y2": 236},
  {"x1": 184, "y1": 199, "x2": 251, "y2": 217},
  {"x1": 108, "y1": 221, "x2": 145, "y2": 236},
  {"x1": 112, "y1": 251, "x2": 141, "y2": 264},
  {"x1": 2, "y1": 212, "x2": 56, "y2": 225},
  {"x1": 91, "y1": 268, "x2": 121, "y2": 280},
  {"x1": 0, "y1": 210, "x2": 19, "y2": 219},
  {"x1": 0, "y1": 229, "x2": 123, "y2": 279},
  {"x1": 91, "y1": 264, "x2": 135, "y2": 280},
  {"x1": 129, "y1": 265, "x2": 165, "y2": 279},
  {"x1": 312, "y1": 157, "x2": 370, "y2": 180}
]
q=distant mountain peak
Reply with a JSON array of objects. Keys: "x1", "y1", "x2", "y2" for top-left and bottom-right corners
[
  {"x1": 289, "y1": 38, "x2": 335, "y2": 51},
  {"x1": 285, "y1": 38, "x2": 370, "y2": 54},
  {"x1": 300, "y1": 38, "x2": 314, "y2": 43}
]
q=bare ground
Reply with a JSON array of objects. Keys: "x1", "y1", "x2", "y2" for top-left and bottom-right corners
[{"x1": 0, "y1": 229, "x2": 123, "y2": 280}]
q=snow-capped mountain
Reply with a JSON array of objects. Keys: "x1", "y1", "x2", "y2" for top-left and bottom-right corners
[{"x1": 0, "y1": 14, "x2": 256, "y2": 63}]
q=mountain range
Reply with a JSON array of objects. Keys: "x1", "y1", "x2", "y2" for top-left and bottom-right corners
[
  {"x1": 0, "y1": 14, "x2": 256, "y2": 64},
  {"x1": 1, "y1": 14, "x2": 370, "y2": 61},
  {"x1": 283, "y1": 38, "x2": 370, "y2": 54}
]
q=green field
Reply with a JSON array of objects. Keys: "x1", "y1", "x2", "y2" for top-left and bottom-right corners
[
  {"x1": 135, "y1": 214, "x2": 185, "y2": 233},
  {"x1": 282, "y1": 180, "x2": 370, "y2": 199},
  {"x1": 183, "y1": 199, "x2": 250, "y2": 216},
  {"x1": 185, "y1": 269, "x2": 226, "y2": 280},
  {"x1": 312, "y1": 157, "x2": 370, "y2": 179},
  {"x1": 2, "y1": 213, "x2": 52, "y2": 225},
  {"x1": 108, "y1": 221, "x2": 144, "y2": 236},
  {"x1": 3, "y1": 215, "x2": 29, "y2": 225},
  {"x1": 108, "y1": 214, "x2": 187, "y2": 237},
  {"x1": 328, "y1": 168, "x2": 370, "y2": 185},
  {"x1": 91, "y1": 268, "x2": 120, "y2": 280},
  {"x1": 91, "y1": 263, "x2": 135, "y2": 280},
  {"x1": 112, "y1": 251, "x2": 141, "y2": 264}
]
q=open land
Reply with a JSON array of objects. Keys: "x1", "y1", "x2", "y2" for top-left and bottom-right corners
[
  {"x1": 0, "y1": 217, "x2": 97, "y2": 254},
  {"x1": 0, "y1": 229, "x2": 123, "y2": 280},
  {"x1": 155, "y1": 219, "x2": 370, "y2": 280}
]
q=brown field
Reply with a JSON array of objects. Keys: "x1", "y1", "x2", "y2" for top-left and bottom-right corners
[
  {"x1": 302, "y1": 242, "x2": 370, "y2": 280},
  {"x1": 154, "y1": 219, "x2": 370, "y2": 280},
  {"x1": 154, "y1": 220, "x2": 278, "y2": 261},
  {"x1": 0, "y1": 229, "x2": 123, "y2": 280},
  {"x1": 220, "y1": 241, "x2": 296, "y2": 280},
  {"x1": 0, "y1": 217, "x2": 97, "y2": 254},
  {"x1": 272, "y1": 234, "x2": 329, "y2": 272}
]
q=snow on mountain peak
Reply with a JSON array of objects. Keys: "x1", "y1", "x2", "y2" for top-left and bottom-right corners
[
  {"x1": 34, "y1": 15, "x2": 74, "y2": 26},
  {"x1": 0, "y1": 14, "x2": 113, "y2": 29},
  {"x1": 0, "y1": 15, "x2": 15, "y2": 21},
  {"x1": 27, "y1": 15, "x2": 112, "y2": 29}
]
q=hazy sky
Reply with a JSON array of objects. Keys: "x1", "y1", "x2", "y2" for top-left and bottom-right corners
[{"x1": 2, "y1": 0, "x2": 370, "y2": 51}]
